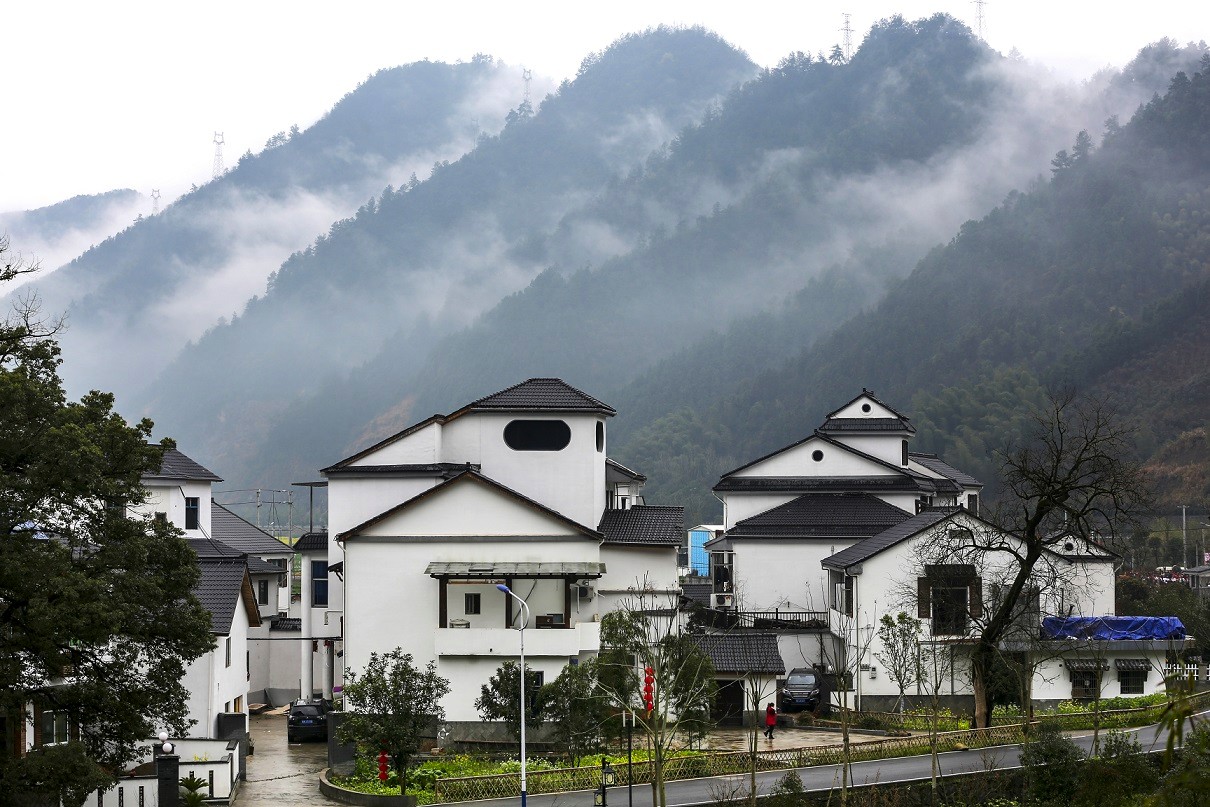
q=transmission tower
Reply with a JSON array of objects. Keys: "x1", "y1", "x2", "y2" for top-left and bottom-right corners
[
  {"x1": 840, "y1": 13, "x2": 854, "y2": 61},
  {"x1": 212, "y1": 132, "x2": 225, "y2": 179},
  {"x1": 521, "y1": 68, "x2": 532, "y2": 105},
  {"x1": 150, "y1": 189, "x2": 161, "y2": 215},
  {"x1": 972, "y1": 0, "x2": 987, "y2": 40}
]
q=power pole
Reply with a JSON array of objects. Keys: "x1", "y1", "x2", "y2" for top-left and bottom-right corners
[
  {"x1": 1181, "y1": 505, "x2": 1188, "y2": 569},
  {"x1": 150, "y1": 189, "x2": 161, "y2": 215},
  {"x1": 521, "y1": 68, "x2": 532, "y2": 105},
  {"x1": 212, "y1": 131, "x2": 225, "y2": 179},
  {"x1": 840, "y1": 13, "x2": 854, "y2": 61}
]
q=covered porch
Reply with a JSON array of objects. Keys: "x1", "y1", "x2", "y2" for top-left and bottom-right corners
[{"x1": 425, "y1": 561, "x2": 605, "y2": 630}]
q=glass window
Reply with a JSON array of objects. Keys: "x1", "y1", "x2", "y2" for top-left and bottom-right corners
[
  {"x1": 40, "y1": 710, "x2": 70, "y2": 746},
  {"x1": 258, "y1": 579, "x2": 270, "y2": 605},
  {"x1": 1119, "y1": 670, "x2": 1146, "y2": 695},
  {"x1": 185, "y1": 497, "x2": 200, "y2": 530},
  {"x1": 465, "y1": 593, "x2": 481, "y2": 615},
  {"x1": 503, "y1": 420, "x2": 571, "y2": 451},
  {"x1": 311, "y1": 560, "x2": 328, "y2": 607},
  {"x1": 931, "y1": 585, "x2": 969, "y2": 635}
]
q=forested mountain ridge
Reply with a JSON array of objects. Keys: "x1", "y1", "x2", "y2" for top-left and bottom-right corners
[
  {"x1": 614, "y1": 55, "x2": 1210, "y2": 521},
  {"x1": 18, "y1": 57, "x2": 530, "y2": 399},
  {"x1": 0, "y1": 190, "x2": 144, "y2": 283},
  {"x1": 136, "y1": 27, "x2": 758, "y2": 480}
]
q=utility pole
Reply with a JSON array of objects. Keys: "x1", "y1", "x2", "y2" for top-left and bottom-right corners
[
  {"x1": 1181, "y1": 505, "x2": 1188, "y2": 569},
  {"x1": 151, "y1": 189, "x2": 161, "y2": 215},
  {"x1": 840, "y1": 14, "x2": 854, "y2": 61},
  {"x1": 521, "y1": 68, "x2": 532, "y2": 105},
  {"x1": 972, "y1": 0, "x2": 987, "y2": 40}
]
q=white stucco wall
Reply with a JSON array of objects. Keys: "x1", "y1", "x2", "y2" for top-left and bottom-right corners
[
  {"x1": 135, "y1": 479, "x2": 212, "y2": 536},
  {"x1": 350, "y1": 420, "x2": 443, "y2": 466},
  {"x1": 732, "y1": 437, "x2": 893, "y2": 481},
  {"x1": 182, "y1": 594, "x2": 252, "y2": 737},
  {"x1": 728, "y1": 541, "x2": 859, "y2": 612}
]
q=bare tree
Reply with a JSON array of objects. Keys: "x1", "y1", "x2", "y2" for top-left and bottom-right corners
[
  {"x1": 925, "y1": 392, "x2": 1148, "y2": 727},
  {"x1": 917, "y1": 637, "x2": 955, "y2": 807},
  {"x1": 597, "y1": 587, "x2": 716, "y2": 807},
  {"x1": 875, "y1": 612, "x2": 922, "y2": 714}
]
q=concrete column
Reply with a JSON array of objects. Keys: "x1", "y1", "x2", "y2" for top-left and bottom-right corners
[
  {"x1": 300, "y1": 554, "x2": 313, "y2": 699},
  {"x1": 321, "y1": 641, "x2": 333, "y2": 700}
]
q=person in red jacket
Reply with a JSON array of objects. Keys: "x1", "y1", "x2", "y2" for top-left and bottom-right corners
[{"x1": 764, "y1": 702, "x2": 777, "y2": 740}]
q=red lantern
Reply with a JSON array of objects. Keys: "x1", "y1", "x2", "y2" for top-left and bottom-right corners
[
  {"x1": 643, "y1": 666, "x2": 655, "y2": 713},
  {"x1": 378, "y1": 751, "x2": 389, "y2": 782}
]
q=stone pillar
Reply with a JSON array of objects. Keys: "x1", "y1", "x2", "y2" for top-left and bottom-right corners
[
  {"x1": 321, "y1": 641, "x2": 333, "y2": 700},
  {"x1": 156, "y1": 752, "x2": 180, "y2": 807}
]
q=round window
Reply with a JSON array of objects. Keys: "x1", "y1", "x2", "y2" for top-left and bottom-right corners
[
  {"x1": 861, "y1": 403, "x2": 871, "y2": 413},
  {"x1": 812, "y1": 450, "x2": 824, "y2": 462}
]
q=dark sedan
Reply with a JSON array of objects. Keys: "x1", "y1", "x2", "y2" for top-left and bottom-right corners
[{"x1": 287, "y1": 699, "x2": 330, "y2": 743}]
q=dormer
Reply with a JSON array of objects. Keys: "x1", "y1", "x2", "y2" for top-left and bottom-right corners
[{"x1": 816, "y1": 389, "x2": 916, "y2": 467}]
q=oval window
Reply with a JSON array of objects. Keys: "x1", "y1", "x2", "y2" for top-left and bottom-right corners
[{"x1": 504, "y1": 420, "x2": 572, "y2": 451}]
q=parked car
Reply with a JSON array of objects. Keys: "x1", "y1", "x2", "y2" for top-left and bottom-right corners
[
  {"x1": 779, "y1": 668, "x2": 820, "y2": 712},
  {"x1": 287, "y1": 699, "x2": 331, "y2": 743}
]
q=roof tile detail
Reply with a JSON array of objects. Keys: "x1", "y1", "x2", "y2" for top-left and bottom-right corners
[
  {"x1": 728, "y1": 493, "x2": 911, "y2": 539},
  {"x1": 597, "y1": 505, "x2": 685, "y2": 545},
  {"x1": 690, "y1": 633, "x2": 785, "y2": 674},
  {"x1": 144, "y1": 448, "x2": 222, "y2": 482},
  {"x1": 467, "y1": 378, "x2": 616, "y2": 415}
]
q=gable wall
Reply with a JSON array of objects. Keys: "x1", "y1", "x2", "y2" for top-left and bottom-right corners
[
  {"x1": 349, "y1": 421, "x2": 442, "y2": 466},
  {"x1": 832, "y1": 434, "x2": 908, "y2": 467},
  {"x1": 728, "y1": 539, "x2": 859, "y2": 612},
  {"x1": 733, "y1": 439, "x2": 893, "y2": 479},
  {"x1": 135, "y1": 479, "x2": 213, "y2": 537}
]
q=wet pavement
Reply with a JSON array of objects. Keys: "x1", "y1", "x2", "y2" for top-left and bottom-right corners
[
  {"x1": 232, "y1": 714, "x2": 860, "y2": 804},
  {"x1": 239, "y1": 711, "x2": 329, "y2": 805}
]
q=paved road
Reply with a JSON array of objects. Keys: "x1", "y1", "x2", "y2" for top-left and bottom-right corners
[
  {"x1": 235, "y1": 711, "x2": 1202, "y2": 806},
  {"x1": 464, "y1": 717, "x2": 1195, "y2": 807},
  {"x1": 239, "y1": 713, "x2": 329, "y2": 806}
]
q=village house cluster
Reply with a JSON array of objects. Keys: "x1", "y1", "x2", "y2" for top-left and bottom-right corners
[{"x1": 8, "y1": 379, "x2": 1192, "y2": 791}]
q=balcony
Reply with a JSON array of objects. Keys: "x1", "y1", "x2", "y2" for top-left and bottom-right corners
[{"x1": 434, "y1": 622, "x2": 600, "y2": 658}]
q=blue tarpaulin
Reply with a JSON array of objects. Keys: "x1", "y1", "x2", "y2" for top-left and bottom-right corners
[{"x1": 1041, "y1": 616, "x2": 1186, "y2": 641}]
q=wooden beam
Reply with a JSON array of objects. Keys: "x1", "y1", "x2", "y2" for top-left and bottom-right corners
[
  {"x1": 564, "y1": 578, "x2": 572, "y2": 628},
  {"x1": 438, "y1": 578, "x2": 448, "y2": 628},
  {"x1": 504, "y1": 576, "x2": 513, "y2": 628}
]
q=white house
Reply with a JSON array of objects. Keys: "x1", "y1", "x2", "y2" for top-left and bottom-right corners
[
  {"x1": 704, "y1": 391, "x2": 1187, "y2": 713},
  {"x1": 319, "y1": 378, "x2": 683, "y2": 735}
]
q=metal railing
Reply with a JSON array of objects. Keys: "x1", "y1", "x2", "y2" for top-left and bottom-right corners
[{"x1": 698, "y1": 609, "x2": 829, "y2": 631}]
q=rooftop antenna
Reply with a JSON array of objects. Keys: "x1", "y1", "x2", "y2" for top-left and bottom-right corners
[
  {"x1": 212, "y1": 131, "x2": 225, "y2": 179},
  {"x1": 840, "y1": 13, "x2": 854, "y2": 61},
  {"x1": 150, "y1": 189, "x2": 161, "y2": 215},
  {"x1": 972, "y1": 0, "x2": 987, "y2": 40},
  {"x1": 521, "y1": 68, "x2": 532, "y2": 105}
]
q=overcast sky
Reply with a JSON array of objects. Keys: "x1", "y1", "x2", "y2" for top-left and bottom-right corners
[{"x1": 3, "y1": 0, "x2": 1207, "y2": 212}]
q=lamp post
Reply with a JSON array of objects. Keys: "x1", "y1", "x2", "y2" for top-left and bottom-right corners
[
  {"x1": 156, "y1": 731, "x2": 179, "y2": 807},
  {"x1": 496, "y1": 583, "x2": 530, "y2": 807}
]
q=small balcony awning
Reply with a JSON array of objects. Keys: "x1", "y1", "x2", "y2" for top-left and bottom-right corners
[
  {"x1": 1114, "y1": 658, "x2": 1153, "y2": 671},
  {"x1": 425, "y1": 561, "x2": 606, "y2": 579},
  {"x1": 1064, "y1": 658, "x2": 1110, "y2": 672}
]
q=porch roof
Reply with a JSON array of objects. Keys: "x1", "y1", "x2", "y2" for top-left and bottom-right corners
[
  {"x1": 425, "y1": 561, "x2": 605, "y2": 579},
  {"x1": 1114, "y1": 658, "x2": 1153, "y2": 671},
  {"x1": 1064, "y1": 658, "x2": 1110, "y2": 672}
]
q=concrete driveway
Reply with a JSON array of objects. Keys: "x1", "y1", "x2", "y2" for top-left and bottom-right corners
[{"x1": 239, "y1": 712, "x2": 329, "y2": 805}]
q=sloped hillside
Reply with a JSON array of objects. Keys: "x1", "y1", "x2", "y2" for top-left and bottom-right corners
[
  {"x1": 22, "y1": 57, "x2": 528, "y2": 399},
  {"x1": 616, "y1": 56, "x2": 1210, "y2": 521}
]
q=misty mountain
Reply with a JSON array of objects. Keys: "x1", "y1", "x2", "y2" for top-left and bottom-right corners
[
  {"x1": 136, "y1": 27, "x2": 759, "y2": 478},
  {"x1": 209, "y1": 19, "x2": 1204, "y2": 500},
  {"x1": 19, "y1": 56, "x2": 534, "y2": 399},
  {"x1": 0, "y1": 190, "x2": 144, "y2": 281},
  {"x1": 614, "y1": 53, "x2": 1210, "y2": 521}
]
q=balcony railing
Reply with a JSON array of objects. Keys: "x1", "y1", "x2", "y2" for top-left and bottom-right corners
[{"x1": 697, "y1": 609, "x2": 828, "y2": 631}]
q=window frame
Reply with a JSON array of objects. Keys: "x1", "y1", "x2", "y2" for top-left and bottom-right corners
[
  {"x1": 465, "y1": 592, "x2": 481, "y2": 615},
  {"x1": 185, "y1": 496, "x2": 200, "y2": 530},
  {"x1": 1119, "y1": 669, "x2": 1146, "y2": 695},
  {"x1": 311, "y1": 559, "x2": 329, "y2": 608}
]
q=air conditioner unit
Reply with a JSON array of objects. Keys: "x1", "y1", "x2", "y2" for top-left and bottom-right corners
[
  {"x1": 713, "y1": 593, "x2": 733, "y2": 608},
  {"x1": 576, "y1": 584, "x2": 594, "y2": 599}
]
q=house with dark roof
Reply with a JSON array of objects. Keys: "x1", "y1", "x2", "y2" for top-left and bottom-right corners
[
  {"x1": 319, "y1": 379, "x2": 684, "y2": 731},
  {"x1": 703, "y1": 391, "x2": 1174, "y2": 713}
]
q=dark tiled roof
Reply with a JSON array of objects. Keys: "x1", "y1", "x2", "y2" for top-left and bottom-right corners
[
  {"x1": 691, "y1": 633, "x2": 785, "y2": 674},
  {"x1": 822, "y1": 509, "x2": 957, "y2": 569},
  {"x1": 598, "y1": 506, "x2": 684, "y2": 545},
  {"x1": 296, "y1": 532, "x2": 328, "y2": 552},
  {"x1": 728, "y1": 494, "x2": 911, "y2": 539},
  {"x1": 824, "y1": 390, "x2": 911, "y2": 422},
  {"x1": 910, "y1": 453, "x2": 982, "y2": 488},
  {"x1": 144, "y1": 448, "x2": 222, "y2": 482},
  {"x1": 466, "y1": 378, "x2": 616, "y2": 415},
  {"x1": 247, "y1": 556, "x2": 284, "y2": 574},
  {"x1": 211, "y1": 503, "x2": 292, "y2": 556},
  {"x1": 186, "y1": 536, "x2": 244, "y2": 559},
  {"x1": 324, "y1": 463, "x2": 478, "y2": 477},
  {"x1": 680, "y1": 581, "x2": 712, "y2": 607},
  {"x1": 818, "y1": 417, "x2": 915, "y2": 434},
  {"x1": 271, "y1": 616, "x2": 301, "y2": 632},
  {"x1": 714, "y1": 476, "x2": 926, "y2": 494},
  {"x1": 194, "y1": 559, "x2": 249, "y2": 634}
]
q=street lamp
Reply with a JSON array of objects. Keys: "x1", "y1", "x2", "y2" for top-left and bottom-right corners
[{"x1": 496, "y1": 583, "x2": 530, "y2": 807}]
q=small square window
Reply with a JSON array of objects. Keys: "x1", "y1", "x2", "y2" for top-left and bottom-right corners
[
  {"x1": 465, "y1": 593, "x2": 481, "y2": 615},
  {"x1": 1119, "y1": 669, "x2": 1146, "y2": 695}
]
